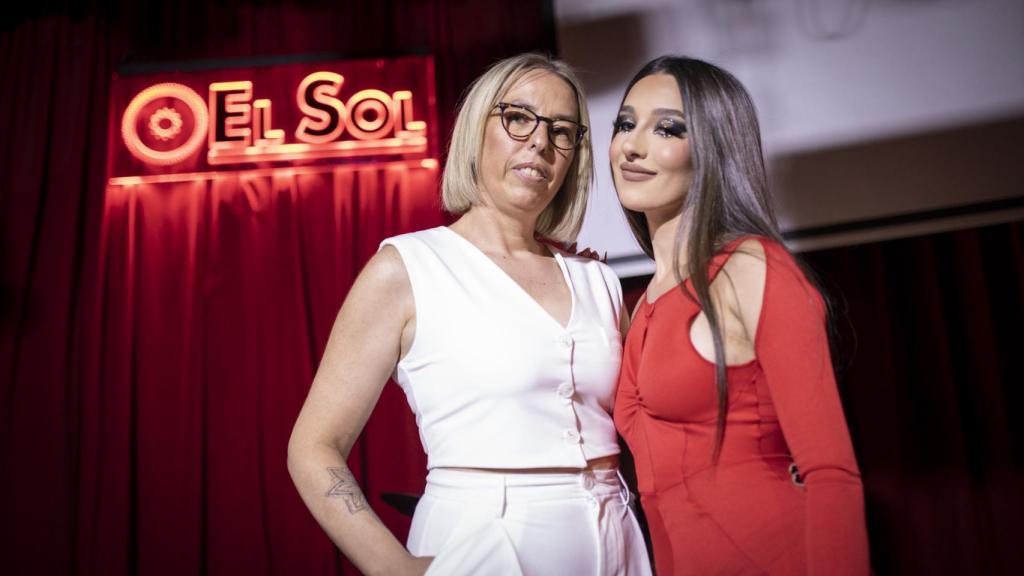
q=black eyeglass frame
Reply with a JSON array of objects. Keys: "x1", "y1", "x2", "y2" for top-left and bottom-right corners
[{"x1": 493, "y1": 102, "x2": 588, "y2": 151}]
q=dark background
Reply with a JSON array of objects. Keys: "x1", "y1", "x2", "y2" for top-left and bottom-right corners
[{"x1": 2, "y1": 1, "x2": 1021, "y2": 574}]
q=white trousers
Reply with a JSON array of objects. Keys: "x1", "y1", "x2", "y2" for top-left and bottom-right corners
[{"x1": 407, "y1": 468, "x2": 653, "y2": 576}]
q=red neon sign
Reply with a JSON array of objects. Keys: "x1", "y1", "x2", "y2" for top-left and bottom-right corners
[{"x1": 108, "y1": 56, "x2": 437, "y2": 183}]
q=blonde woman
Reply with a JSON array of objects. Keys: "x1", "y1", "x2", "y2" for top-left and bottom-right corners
[{"x1": 288, "y1": 53, "x2": 652, "y2": 576}]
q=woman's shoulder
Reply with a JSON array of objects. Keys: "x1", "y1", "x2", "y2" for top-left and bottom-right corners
[
  {"x1": 715, "y1": 236, "x2": 824, "y2": 336},
  {"x1": 720, "y1": 235, "x2": 801, "y2": 278},
  {"x1": 540, "y1": 237, "x2": 600, "y2": 263},
  {"x1": 380, "y1": 225, "x2": 447, "y2": 248},
  {"x1": 724, "y1": 235, "x2": 823, "y2": 316},
  {"x1": 361, "y1": 244, "x2": 413, "y2": 297},
  {"x1": 719, "y1": 235, "x2": 820, "y2": 304},
  {"x1": 544, "y1": 239, "x2": 622, "y2": 294},
  {"x1": 550, "y1": 241, "x2": 616, "y2": 274},
  {"x1": 716, "y1": 237, "x2": 768, "y2": 308}
]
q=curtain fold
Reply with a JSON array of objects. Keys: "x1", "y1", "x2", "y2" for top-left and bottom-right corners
[
  {"x1": 803, "y1": 223, "x2": 1024, "y2": 575},
  {"x1": 77, "y1": 168, "x2": 447, "y2": 575}
]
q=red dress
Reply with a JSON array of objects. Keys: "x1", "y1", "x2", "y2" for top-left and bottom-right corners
[{"x1": 615, "y1": 237, "x2": 869, "y2": 575}]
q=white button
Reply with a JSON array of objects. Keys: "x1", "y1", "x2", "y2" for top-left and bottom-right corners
[
  {"x1": 557, "y1": 334, "x2": 573, "y2": 348},
  {"x1": 562, "y1": 429, "x2": 581, "y2": 443},
  {"x1": 557, "y1": 382, "x2": 574, "y2": 399}
]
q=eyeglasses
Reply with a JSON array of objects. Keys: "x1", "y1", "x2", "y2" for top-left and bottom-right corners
[{"x1": 493, "y1": 102, "x2": 587, "y2": 151}]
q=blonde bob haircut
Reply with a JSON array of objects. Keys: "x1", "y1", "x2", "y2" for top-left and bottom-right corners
[{"x1": 441, "y1": 53, "x2": 593, "y2": 243}]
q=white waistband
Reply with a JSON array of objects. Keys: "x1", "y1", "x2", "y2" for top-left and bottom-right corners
[{"x1": 424, "y1": 468, "x2": 629, "y2": 506}]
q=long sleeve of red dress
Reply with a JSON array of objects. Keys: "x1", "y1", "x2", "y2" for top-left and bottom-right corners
[{"x1": 756, "y1": 242, "x2": 869, "y2": 575}]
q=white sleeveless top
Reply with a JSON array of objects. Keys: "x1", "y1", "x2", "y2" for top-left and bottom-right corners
[{"x1": 380, "y1": 226, "x2": 624, "y2": 469}]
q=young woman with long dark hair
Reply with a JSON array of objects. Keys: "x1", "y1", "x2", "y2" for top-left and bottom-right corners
[{"x1": 611, "y1": 56, "x2": 869, "y2": 575}]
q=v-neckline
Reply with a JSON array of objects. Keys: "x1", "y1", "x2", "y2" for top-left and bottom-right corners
[{"x1": 440, "y1": 226, "x2": 576, "y2": 331}]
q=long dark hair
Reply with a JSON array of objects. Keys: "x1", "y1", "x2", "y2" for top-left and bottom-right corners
[{"x1": 618, "y1": 56, "x2": 808, "y2": 461}]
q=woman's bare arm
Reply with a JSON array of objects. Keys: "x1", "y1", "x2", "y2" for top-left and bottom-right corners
[{"x1": 286, "y1": 245, "x2": 429, "y2": 576}]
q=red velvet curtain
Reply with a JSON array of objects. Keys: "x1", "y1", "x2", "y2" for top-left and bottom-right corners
[
  {"x1": 1, "y1": 2, "x2": 553, "y2": 574},
  {"x1": 802, "y1": 223, "x2": 1024, "y2": 575},
  {"x1": 78, "y1": 169, "x2": 445, "y2": 576}
]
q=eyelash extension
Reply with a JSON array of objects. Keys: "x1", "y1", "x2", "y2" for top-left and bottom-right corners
[
  {"x1": 657, "y1": 121, "x2": 687, "y2": 137},
  {"x1": 613, "y1": 117, "x2": 687, "y2": 137}
]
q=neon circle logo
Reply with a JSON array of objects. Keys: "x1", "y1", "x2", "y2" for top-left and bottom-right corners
[{"x1": 121, "y1": 83, "x2": 209, "y2": 166}]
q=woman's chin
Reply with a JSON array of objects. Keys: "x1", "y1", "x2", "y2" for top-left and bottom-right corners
[
  {"x1": 616, "y1": 196, "x2": 659, "y2": 215},
  {"x1": 616, "y1": 191, "x2": 684, "y2": 218}
]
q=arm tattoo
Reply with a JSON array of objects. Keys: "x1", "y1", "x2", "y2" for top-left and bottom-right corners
[{"x1": 326, "y1": 467, "x2": 370, "y2": 514}]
